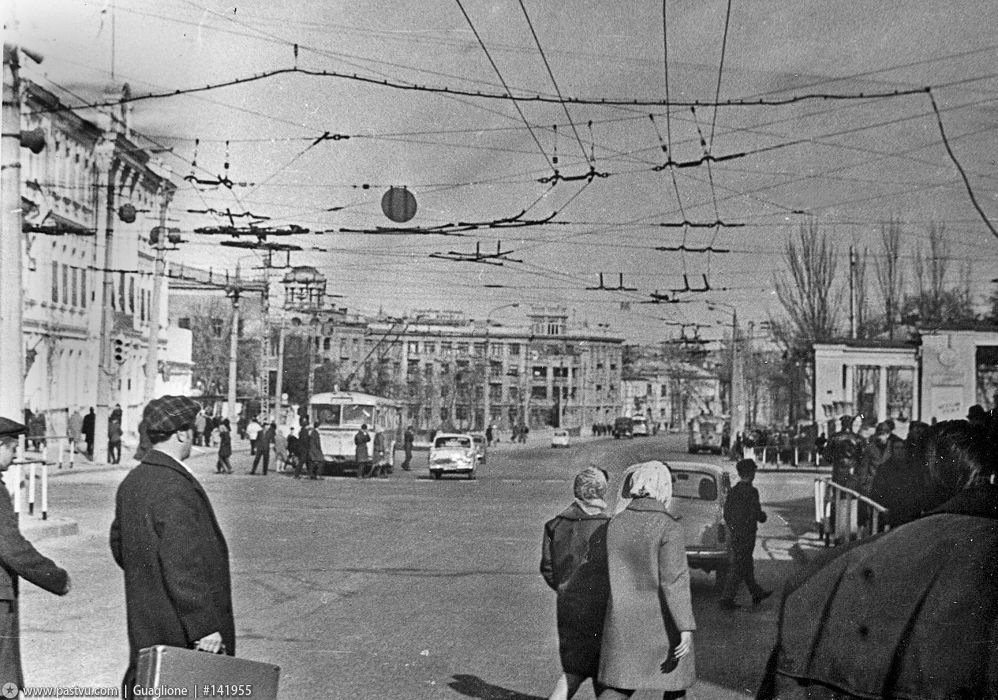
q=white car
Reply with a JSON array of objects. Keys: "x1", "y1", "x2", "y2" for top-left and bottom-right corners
[
  {"x1": 551, "y1": 429, "x2": 570, "y2": 448},
  {"x1": 428, "y1": 433, "x2": 477, "y2": 480}
]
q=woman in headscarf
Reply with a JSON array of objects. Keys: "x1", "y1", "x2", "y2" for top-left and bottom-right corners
[
  {"x1": 598, "y1": 461, "x2": 696, "y2": 699},
  {"x1": 540, "y1": 468, "x2": 611, "y2": 700}
]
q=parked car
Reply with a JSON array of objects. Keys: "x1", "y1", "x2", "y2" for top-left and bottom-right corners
[
  {"x1": 469, "y1": 431, "x2": 488, "y2": 465},
  {"x1": 551, "y1": 429, "x2": 570, "y2": 448},
  {"x1": 428, "y1": 433, "x2": 477, "y2": 480},
  {"x1": 609, "y1": 460, "x2": 732, "y2": 585},
  {"x1": 612, "y1": 416, "x2": 634, "y2": 439}
]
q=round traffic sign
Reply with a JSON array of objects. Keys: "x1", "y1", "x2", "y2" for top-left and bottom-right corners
[{"x1": 381, "y1": 186, "x2": 417, "y2": 223}]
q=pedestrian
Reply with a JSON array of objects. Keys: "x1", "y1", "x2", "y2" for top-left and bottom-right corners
[
  {"x1": 110, "y1": 395, "x2": 235, "y2": 699},
  {"x1": 67, "y1": 407, "x2": 84, "y2": 452},
  {"x1": 82, "y1": 407, "x2": 95, "y2": 457},
  {"x1": 0, "y1": 416, "x2": 71, "y2": 692},
  {"x1": 355, "y1": 423, "x2": 371, "y2": 478},
  {"x1": 856, "y1": 421, "x2": 897, "y2": 497},
  {"x1": 246, "y1": 416, "x2": 262, "y2": 455},
  {"x1": 485, "y1": 423, "x2": 494, "y2": 447},
  {"x1": 274, "y1": 426, "x2": 288, "y2": 472},
  {"x1": 305, "y1": 420, "x2": 325, "y2": 480},
  {"x1": 204, "y1": 412, "x2": 216, "y2": 447},
  {"x1": 598, "y1": 461, "x2": 696, "y2": 700},
  {"x1": 758, "y1": 417, "x2": 998, "y2": 699},
  {"x1": 718, "y1": 459, "x2": 771, "y2": 610},
  {"x1": 29, "y1": 411, "x2": 47, "y2": 451},
  {"x1": 107, "y1": 419, "x2": 123, "y2": 465},
  {"x1": 402, "y1": 425, "x2": 414, "y2": 471},
  {"x1": 286, "y1": 427, "x2": 300, "y2": 476},
  {"x1": 194, "y1": 410, "x2": 207, "y2": 447},
  {"x1": 520, "y1": 424, "x2": 529, "y2": 444},
  {"x1": 824, "y1": 415, "x2": 862, "y2": 488},
  {"x1": 110, "y1": 403, "x2": 123, "y2": 425},
  {"x1": 540, "y1": 468, "x2": 611, "y2": 700},
  {"x1": 250, "y1": 422, "x2": 275, "y2": 475},
  {"x1": 215, "y1": 418, "x2": 233, "y2": 474},
  {"x1": 236, "y1": 414, "x2": 248, "y2": 441}
]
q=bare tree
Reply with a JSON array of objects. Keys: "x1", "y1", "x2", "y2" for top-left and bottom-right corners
[
  {"x1": 853, "y1": 246, "x2": 872, "y2": 338},
  {"x1": 771, "y1": 219, "x2": 843, "y2": 424},
  {"x1": 773, "y1": 219, "x2": 843, "y2": 347},
  {"x1": 875, "y1": 217, "x2": 905, "y2": 339},
  {"x1": 908, "y1": 222, "x2": 975, "y2": 327}
]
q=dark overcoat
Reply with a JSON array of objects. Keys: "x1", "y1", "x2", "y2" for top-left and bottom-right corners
[
  {"x1": 354, "y1": 429, "x2": 370, "y2": 462},
  {"x1": 540, "y1": 503, "x2": 610, "y2": 678},
  {"x1": 598, "y1": 497, "x2": 696, "y2": 691},
  {"x1": 110, "y1": 449, "x2": 235, "y2": 690},
  {"x1": 759, "y1": 485, "x2": 998, "y2": 699},
  {"x1": 0, "y1": 472, "x2": 68, "y2": 687}
]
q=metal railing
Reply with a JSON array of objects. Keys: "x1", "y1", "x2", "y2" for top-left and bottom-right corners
[
  {"x1": 743, "y1": 444, "x2": 823, "y2": 469},
  {"x1": 814, "y1": 476, "x2": 888, "y2": 545}
]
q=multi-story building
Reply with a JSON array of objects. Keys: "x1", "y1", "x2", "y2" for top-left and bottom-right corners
[{"x1": 19, "y1": 81, "x2": 189, "y2": 441}]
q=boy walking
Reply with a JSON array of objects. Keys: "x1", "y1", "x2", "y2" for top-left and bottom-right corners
[{"x1": 719, "y1": 459, "x2": 771, "y2": 610}]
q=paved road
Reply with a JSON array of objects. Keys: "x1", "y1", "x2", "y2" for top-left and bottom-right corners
[{"x1": 15, "y1": 433, "x2": 822, "y2": 699}]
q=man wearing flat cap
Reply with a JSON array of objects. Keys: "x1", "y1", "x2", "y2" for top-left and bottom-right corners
[
  {"x1": 110, "y1": 396, "x2": 235, "y2": 698},
  {"x1": 0, "y1": 416, "x2": 70, "y2": 693}
]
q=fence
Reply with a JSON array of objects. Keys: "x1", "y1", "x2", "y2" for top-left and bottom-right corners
[
  {"x1": 742, "y1": 444, "x2": 823, "y2": 469},
  {"x1": 814, "y1": 476, "x2": 888, "y2": 545}
]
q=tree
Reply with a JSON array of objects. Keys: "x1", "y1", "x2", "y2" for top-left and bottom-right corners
[
  {"x1": 771, "y1": 219, "x2": 843, "y2": 425},
  {"x1": 907, "y1": 222, "x2": 976, "y2": 328},
  {"x1": 875, "y1": 217, "x2": 905, "y2": 340},
  {"x1": 186, "y1": 298, "x2": 260, "y2": 400}
]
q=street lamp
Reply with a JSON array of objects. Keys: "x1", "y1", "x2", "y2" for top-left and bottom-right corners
[{"x1": 483, "y1": 303, "x2": 520, "y2": 431}]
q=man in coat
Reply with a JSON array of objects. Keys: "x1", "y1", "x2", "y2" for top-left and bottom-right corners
[
  {"x1": 110, "y1": 396, "x2": 234, "y2": 698},
  {"x1": 67, "y1": 407, "x2": 84, "y2": 452},
  {"x1": 0, "y1": 417, "x2": 71, "y2": 693},
  {"x1": 82, "y1": 407, "x2": 95, "y2": 457},
  {"x1": 249, "y1": 422, "x2": 275, "y2": 475},
  {"x1": 402, "y1": 426, "x2": 415, "y2": 471},
  {"x1": 354, "y1": 424, "x2": 372, "y2": 478},
  {"x1": 303, "y1": 420, "x2": 325, "y2": 480},
  {"x1": 824, "y1": 415, "x2": 862, "y2": 488}
]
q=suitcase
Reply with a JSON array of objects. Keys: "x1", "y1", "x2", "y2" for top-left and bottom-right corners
[{"x1": 135, "y1": 645, "x2": 280, "y2": 699}]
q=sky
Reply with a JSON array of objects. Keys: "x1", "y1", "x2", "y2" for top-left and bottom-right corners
[{"x1": 12, "y1": 0, "x2": 998, "y2": 344}]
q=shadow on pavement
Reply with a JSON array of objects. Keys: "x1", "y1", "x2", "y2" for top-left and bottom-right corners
[{"x1": 448, "y1": 674, "x2": 544, "y2": 700}]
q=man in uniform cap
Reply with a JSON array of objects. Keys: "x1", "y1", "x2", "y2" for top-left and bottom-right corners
[
  {"x1": 0, "y1": 417, "x2": 70, "y2": 693},
  {"x1": 110, "y1": 396, "x2": 235, "y2": 698}
]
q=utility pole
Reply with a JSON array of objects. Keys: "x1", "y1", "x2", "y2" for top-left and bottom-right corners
[
  {"x1": 730, "y1": 309, "x2": 746, "y2": 441},
  {"x1": 143, "y1": 192, "x2": 169, "y2": 402},
  {"x1": 273, "y1": 316, "x2": 286, "y2": 425},
  {"x1": 849, "y1": 245, "x2": 857, "y2": 340},
  {"x1": 92, "y1": 137, "x2": 118, "y2": 464},
  {"x1": 0, "y1": 42, "x2": 24, "y2": 420},
  {"x1": 226, "y1": 286, "x2": 240, "y2": 422}
]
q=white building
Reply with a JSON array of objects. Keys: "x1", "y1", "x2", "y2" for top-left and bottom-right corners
[{"x1": 20, "y1": 81, "x2": 188, "y2": 443}]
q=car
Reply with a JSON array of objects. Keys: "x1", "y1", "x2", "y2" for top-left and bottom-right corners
[
  {"x1": 469, "y1": 431, "x2": 488, "y2": 465},
  {"x1": 428, "y1": 433, "x2": 477, "y2": 480},
  {"x1": 608, "y1": 460, "x2": 732, "y2": 585},
  {"x1": 612, "y1": 416, "x2": 633, "y2": 439},
  {"x1": 551, "y1": 429, "x2": 570, "y2": 448},
  {"x1": 631, "y1": 416, "x2": 650, "y2": 437},
  {"x1": 688, "y1": 415, "x2": 728, "y2": 455}
]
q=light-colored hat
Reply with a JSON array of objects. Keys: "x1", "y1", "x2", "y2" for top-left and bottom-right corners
[{"x1": 623, "y1": 460, "x2": 674, "y2": 505}]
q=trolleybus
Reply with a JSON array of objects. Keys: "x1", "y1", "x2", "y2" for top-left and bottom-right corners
[{"x1": 308, "y1": 391, "x2": 402, "y2": 475}]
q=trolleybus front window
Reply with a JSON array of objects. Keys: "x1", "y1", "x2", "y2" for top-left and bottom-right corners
[
  {"x1": 314, "y1": 405, "x2": 341, "y2": 427},
  {"x1": 342, "y1": 404, "x2": 374, "y2": 425}
]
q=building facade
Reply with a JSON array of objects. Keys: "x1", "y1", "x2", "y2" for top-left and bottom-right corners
[{"x1": 19, "y1": 81, "x2": 188, "y2": 442}]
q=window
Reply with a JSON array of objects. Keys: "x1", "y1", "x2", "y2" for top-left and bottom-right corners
[
  {"x1": 532, "y1": 366, "x2": 547, "y2": 379},
  {"x1": 596, "y1": 384, "x2": 603, "y2": 392},
  {"x1": 553, "y1": 366, "x2": 568, "y2": 378},
  {"x1": 323, "y1": 338, "x2": 331, "y2": 350},
  {"x1": 211, "y1": 318, "x2": 224, "y2": 337},
  {"x1": 70, "y1": 267, "x2": 78, "y2": 306},
  {"x1": 408, "y1": 341, "x2": 419, "y2": 354},
  {"x1": 62, "y1": 265, "x2": 69, "y2": 304},
  {"x1": 441, "y1": 341, "x2": 452, "y2": 354},
  {"x1": 424, "y1": 342, "x2": 436, "y2": 354},
  {"x1": 51, "y1": 262, "x2": 58, "y2": 303},
  {"x1": 118, "y1": 272, "x2": 126, "y2": 311},
  {"x1": 473, "y1": 342, "x2": 486, "y2": 356},
  {"x1": 128, "y1": 277, "x2": 135, "y2": 313},
  {"x1": 531, "y1": 386, "x2": 548, "y2": 399},
  {"x1": 509, "y1": 343, "x2": 520, "y2": 355},
  {"x1": 456, "y1": 342, "x2": 469, "y2": 354},
  {"x1": 178, "y1": 317, "x2": 191, "y2": 330},
  {"x1": 596, "y1": 362, "x2": 604, "y2": 370},
  {"x1": 610, "y1": 363, "x2": 617, "y2": 370},
  {"x1": 489, "y1": 385, "x2": 502, "y2": 401},
  {"x1": 80, "y1": 270, "x2": 87, "y2": 308},
  {"x1": 490, "y1": 343, "x2": 503, "y2": 358}
]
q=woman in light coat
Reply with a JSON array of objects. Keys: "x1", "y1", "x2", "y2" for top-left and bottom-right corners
[{"x1": 598, "y1": 460, "x2": 696, "y2": 699}]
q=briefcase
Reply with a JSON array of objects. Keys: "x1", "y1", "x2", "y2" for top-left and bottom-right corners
[{"x1": 136, "y1": 645, "x2": 280, "y2": 699}]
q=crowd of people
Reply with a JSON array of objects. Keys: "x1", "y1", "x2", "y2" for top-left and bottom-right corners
[{"x1": 540, "y1": 407, "x2": 997, "y2": 699}]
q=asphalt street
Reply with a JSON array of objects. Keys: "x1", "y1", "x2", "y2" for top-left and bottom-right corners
[{"x1": 14, "y1": 433, "x2": 822, "y2": 699}]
